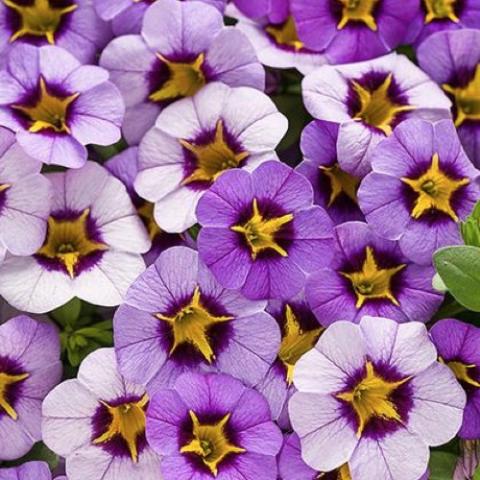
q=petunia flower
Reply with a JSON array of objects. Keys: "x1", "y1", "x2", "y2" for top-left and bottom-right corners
[
  {"x1": 0, "y1": 162, "x2": 150, "y2": 314},
  {"x1": 0, "y1": 315, "x2": 61, "y2": 461},
  {"x1": 42, "y1": 348, "x2": 161, "y2": 480},
  {"x1": 196, "y1": 161, "x2": 334, "y2": 300},
  {"x1": 289, "y1": 316, "x2": 466, "y2": 480},
  {"x1": 146, "y1": 371, "x2": 283, "y2": 480},
  {"x1": 358, "y1": 119, "x2": 480, "y2": 264},
  {"x1": 302, "y1": 52, "x2": 452, "y2": 177},
  {"x1": 305, "y1": 221, "x2": 443, "y2": 325},
  {"x1": 114, "y1": 246, "x2": 280, "y2": 393},
  {"x1": 135, "y1": 82, "x2": 287, "y2": 233},
  {"x1": 100, "y1": 0, "x2": 264, "y2": 145},
  {"x1": 0, "y1": 44, "x2": 124, "y2": 168},
  {"x1": 417, "y1": 29, "x2": 480, "y2": 168},
  {"x1": 0, "y1": 461, "x2": 65, "y2": 480}
]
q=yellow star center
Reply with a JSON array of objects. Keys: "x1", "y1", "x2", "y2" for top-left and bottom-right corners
[
  {"x1": 149, "y1": 53, "x2": 206, "y2": 103},
  {"x1": 423, "y1": 0, "x2": 459, "y2": 23},
  {"x1": 341, "y1": 246, "x2": 405, "y2": 309},
  {"x1": 320, "y1": 163, "x2": 360, "y2": 207},
  {"x1": 0, "y1": 371, "x2": 29, "y2": 420},
  {"x1": 137, "y1": 201, "x2": 161, "y2": 241},
  {"x1": 278, "y1": 305, "x2": 323, "y2": 385},
  {"x1": 155, "y1": 287, "x2": 233, "y2": 363},
  {"x1": 36, "y1": 208, "x2": 108, "y2": 279},
  {"x1": 181, "y1": 410, "x2": 245, "y2": 477},
  {"x1": 337, "y1": 0, "x2": 380, "y2": 31},
  {"x1": 180, "y1": 120, "x2": 249, "y2": 185},
  {"x1": 443, "y1": 65, "x2": 480, "y2": 128},
  {"x1": 4, "y1": 0, "x2": 77, "y2": 44},
  {"x1": 12, "y1": 77, "x2": 79, "y2": 134},
  {"x1": 231, "y1": 198, "x2": 293, "y2": 261},
  {"x1": 265, "y1": 16, "x2": 304, "y2": 51},
  {"x1": 444, "y1": 360, "x2": 480, "y2": 388},
  {"x1": 336, "y1": 362, "x2": 410, "y2": 437},
  {"x1": 401, "y1": 153, "x2": 469, "y2": 221},
  {"x1": 93, "y1": 394, "x2": 148, "y2": 463}
]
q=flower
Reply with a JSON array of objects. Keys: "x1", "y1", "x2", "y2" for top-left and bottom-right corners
[
  {"x1": 0, "y1": 462, "x2": 63, "y2": 480},
  {"x1": 42, "y1": 348, "x2": 161, "y2": 480},
  {"x1": 0, "y1": 315, "x2": 61, "y2": 460},
  {"x1": 100, "y1": 0, "x2": 264, "y2": 145},
  {"x1": 291, "y1": 0, "x2": 419, "y2": 63},
  {"x1": 146, "y1": 371, "x2": 283, "y2": 480},
  {"x1": 305, "y1": 221, "x2": 443, "y2": 325},
  {"x1": 196, "y1": 161, "x2": 334, "y2": 300},
  {"x1": 302, "y1": 52, "x2": 452, "y2": 177},
  {"x1": 114, "y1": 246, "x2": 280, "y2": 393},
  {"x1": 0, "y1": 44, "x2": 124, "y2": 168},
  {"x1": 454, "y1": 440, "x2": 480, "y2": 480},
  {"x1": 0, "y1": 0, "x2": 111, "y2": 64},
  {"x1": 289, "y1": 316, "x2": 466, "y2": 480},
  {"x1": 0, "y1": 161, "x2": 150, "y2": 314},
  {"x1": 430, "y1": 318, "x2": 480, "y2": 440},
  {"x1": 0, "y1": 127, "x2": 52, "y2": 262},
  {"x1": 358, "y1": 119, "x2": 480, "y2": 264},
  {"x1": 135, "y1": 83, "x2": 287, "y2": 233},
  {"x1": 296, "y1": 120, "x2": 363, "y2": 224},
  {"x1": 417, "y1": 29, "x2": 480, "y2": 168}
]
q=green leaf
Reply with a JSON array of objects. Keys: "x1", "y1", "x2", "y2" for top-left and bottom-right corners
[
  {"x1": 432, "y1": 272, "x2": 448, "y2": 292},
  {"x1": 434, "y1": 245, "x2": 480, "y2": 311},
  {"x1": 474, "y1": 466, "x2": 480, "y2": 480},
  {"x1": 460, "y1": 200, "x2": 480, "y2": 247},
  {"x1": 50, "y1": 297, "x2": 82, "y2": 327},
  {"x1": 188, "y1": 224, "x2": 201, "y2": 240},
  {"x1": 2, "y1": 442, "x2": 59, "y2": 470},
  {"x1": 429, "y1": 451, "x2": 457, "y2": 480}
]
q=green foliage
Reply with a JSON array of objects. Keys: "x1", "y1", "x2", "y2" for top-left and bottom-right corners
[
  {"x1": 188, "y1": 224, "x2": 201, "y2": 241},
  {"x1": 461, "y1": 201, "x2": 480, "y2": 247},
  {"x1": 429, "y1": 451, "x2": 457, "y2": 480},
  {"x1": 2, "y1": 442, "x2": 59, "y2": 470}
]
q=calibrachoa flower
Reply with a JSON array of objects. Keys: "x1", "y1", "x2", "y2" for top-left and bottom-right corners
[
  {"x1": 305, "y1": 221, "x2": 443, "y2": 325},
  {"x1": 0, "y1": 44, "x2": 124, "y2": 168},
  {"x1": 196, "y1": 161, "x2": 334, "y2": 300},
  {"x1": 42, "y1": 348, "x2": 161, "y2": 480},
  {"x1": 291, "y1": 0, "x2": 419, "y2": 63},
  {"x1": 0, "y1": 162, "x2": 150, "y2": 314},
  {"x1": 303, "y1": 52, "x2": 452, "y2": 177},
  {"x1": 358, "y1": 119, "x2": 480, "y2": 265},
  {"x1": 0, "y1": 0, "x2": 110, "y2": 64},
  {"x1": 136, "y1": 83, "x2": 288, "y2": 233},
  {"x1": 430, "y1": 319, "x2": 480, "y2": 440},
  {"x1": 0, "y1": 316, "x2": 61, "y2": 461},
  {"x1": 418, "y1": 29, "x2": 480, "y2": 168},
  {"x1": 146, "y1": 371, "x2": 283, "y2": 480},
  {"x1": 289, "y1": 316, "x2": 466, "y2": 480},
  {"x1": 0, "y1": 127, "x2": 52, "y2": 262},
  {"x1": 296, "y1": 120, "x2": 363, "y2": 224},
  {"x1": 100, "y1": 0, "x2": 264, "y2": 145},
  {"x1": 0, "y1": 462, "x2": 64, "y2": 480},
  {"x1": 114, "y1": 246, "x2": 280, "y2": 392}
]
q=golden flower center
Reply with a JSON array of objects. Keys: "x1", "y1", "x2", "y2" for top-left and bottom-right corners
[
  {"x1": 265, "y1": 16, "x2": 304, "y2": 51},
  {"x1": 423, "y1": 0, "x2": 459, "y2": 23},
  {"x1": 443, "y1": 65, "x2": 480, "y2": 128},
  {"x1": 181, "y1": 410, "x2": 245, "y2": 477},
  {"x1": 231, "y1": 198, "x2": 293, "y2": 261},
  {"x1": 93, "y1": 394, "x2": 148, "y2": 463},
  {"x1": 137, "y1": 201, "x2": 161, "y2": 241},
  {"x1": 149, "y1": 53, "x2": 206, "y2": 103},
  {"x1": 337, "y1": 0, "x2": 380, "y2": 31},
  {"x1": 36, "y1": 208, "x2": 108, "y2": 278},
  {"x1": 320, "y1": 163, "x2": 360, "y2": 207},
  {"x1": 155, "y1": 287, "x2": 233, "y2": 363},
  {"x1": 337, "y1": 362, "x2": 410, "y2": 437},
  {"x1": 4, "y1": 0, "x2": 77, "y2": 44},
  {"x1": 180, "y1": 120, "x2": 249, "y2": 185},
  {"x1": 446, "y1": 360, "x2": 480, "y2": 388},
  {"x1": 401, "y1": 153, "x2": 469, "y2": 221},
  {"x1": 0, "y1": 371, "x2": 29, "y2": 420},
  {"x1": 341, "y1": 246, "x2": 405, "y2": 309}
]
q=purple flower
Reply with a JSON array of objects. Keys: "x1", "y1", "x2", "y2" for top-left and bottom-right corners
[
  {"x1": 305, "y1": 222, "x2": 443, "y2": 325},
  {"x1": 0, "y1": 462, "x2": 56, "y2": 480},
  {"x1": 135, "y1": 83, "x2": 287, "y2": 233},
  {"x1": 289, "y1": 316, "x2": 466, "y2": 479},
  {"x1": 0, "y1": 162, "x2": 150, "y2": 313},
  {"x1": 0, "y1": 44, "x2": 124, "y2": 168},
  {"x1": 358, "y1": 119, "x2": 480, "y2": 265},
  {"x1": 0, "y1": 315, "x2": 61, "y2": 460},
  {"x1": 430, "y1": 319, "x2": 480, "y2": 440},
  {"x1": 296, "y1": 120, "x2": 364, "y2": 225},
  {"x1": 146, "y1": 371, "x2": 283, "y2": 480},
  {"x1": 418, "y1": 29, "x2": 480, "y2": 168},
  {"x1": 454, "y1": 440, "x2": 480, "y2": 480},
  {"x1": 100, "y1": 0, "x2": 264, "y2": 145},
  {"x1": 42, "y1": 348, "x2": 161, "y2": 480},
  {"x1": 303, "y1": 52, "x2": 452, "y2": 177},
  {"x1": 291, "y1": 0, "x2": 419, "y2": 63},
  {"x1": 196, "y1": 161, "x2": 334, "y2": 300}
]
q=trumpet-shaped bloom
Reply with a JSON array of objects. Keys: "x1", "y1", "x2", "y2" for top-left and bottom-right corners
[{"x1": 289, "y1": 316, "x2": 466, "y2": 480}]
